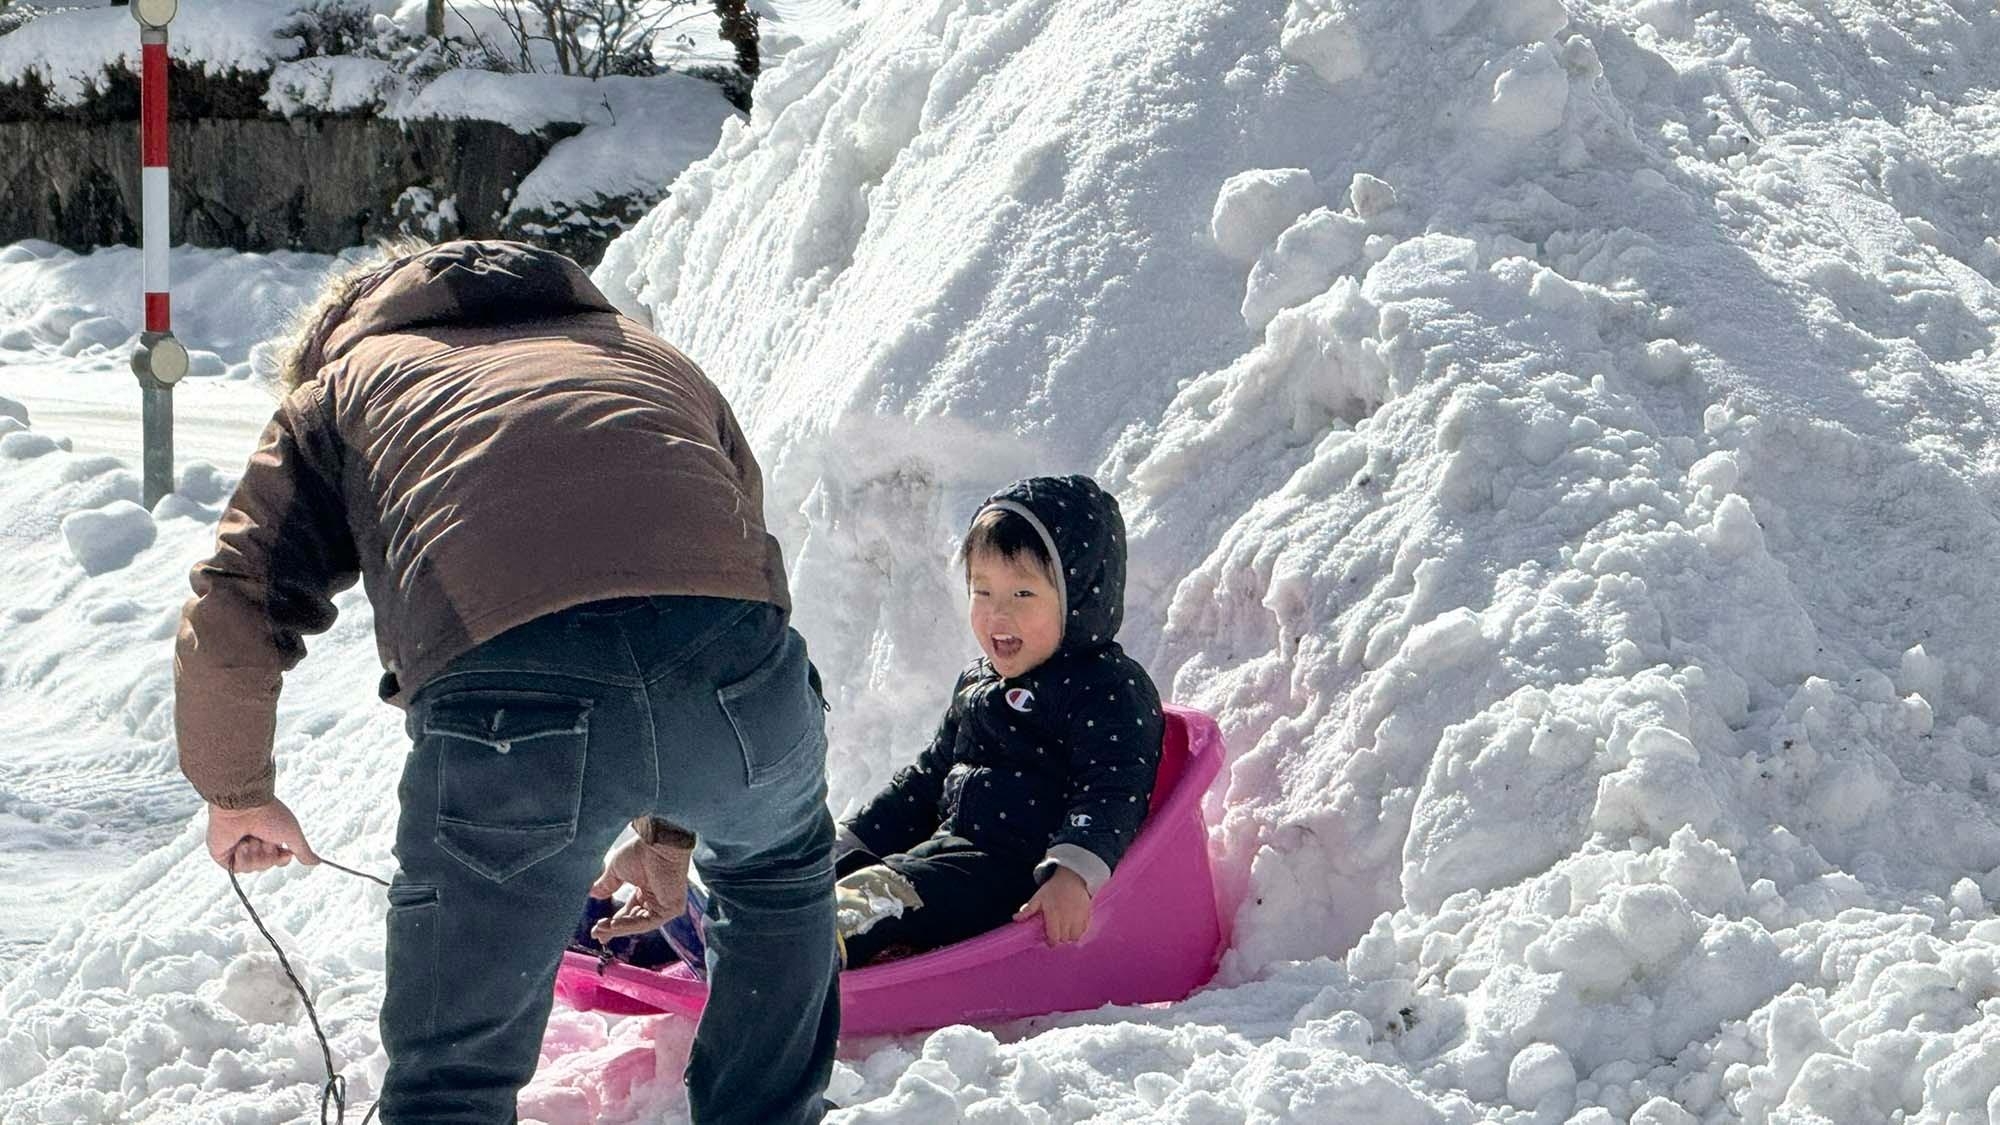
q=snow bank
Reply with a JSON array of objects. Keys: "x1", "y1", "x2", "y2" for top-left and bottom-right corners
[
  {"x1": 0, "y1": 241, "x2": 343, "y2": 379},
  {"x1": 593, "y1": 0, "x2": 2000, "y2": 1118},
  {"x1": 3, "y1": 0, "x2": 2000, "y2": 1121},
  {"x1": 387, "y1": 71, "x2": 740, "y2": 232},
  {"x1": 0, "y1": 0, "x2": 293, "y2": 104},
  {"x1": 273, "y1": 65, "x2": 743, "y2": 236}
]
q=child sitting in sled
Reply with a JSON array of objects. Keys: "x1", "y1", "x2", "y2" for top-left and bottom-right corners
[
  {"x1": 832, "y1": 474, "x2": 1165, "y2": 967},
  {"x1": 575, "y1": 474, "x2": 1165, "y2": 972}
]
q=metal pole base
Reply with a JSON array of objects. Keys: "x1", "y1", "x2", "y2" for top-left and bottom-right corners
[
  {"x1": 138, "y1": 379, "x2": 175, "y2": 509},
  {"x1": 133, "y1": 332, "x2": 185, "y2": 509}
]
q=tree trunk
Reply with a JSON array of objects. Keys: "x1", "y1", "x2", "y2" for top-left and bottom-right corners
[
  {"x1": 426, "y1": 0, "x2": 444, "y2": 38},
  {"x1": 713, "y1": 0, "x2": 760, "y2": 85}
]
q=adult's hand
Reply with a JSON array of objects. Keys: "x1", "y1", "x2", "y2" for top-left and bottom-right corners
[
  {"x1": 207, "y1": 800, "x2": 320, "y2": 872},
  {"x1": 589, "y1": 835, "x2": 694, "y2": 942}
]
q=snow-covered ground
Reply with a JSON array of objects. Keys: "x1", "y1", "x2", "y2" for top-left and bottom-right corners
[{"x1": 6, "y1": 0, "x2": 2000, "y2": 1122}]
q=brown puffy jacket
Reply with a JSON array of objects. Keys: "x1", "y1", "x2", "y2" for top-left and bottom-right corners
[{"x1": 175, "y1": 241, "x2": 790, "y2": 809}]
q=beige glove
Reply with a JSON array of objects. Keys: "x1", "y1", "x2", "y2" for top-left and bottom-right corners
[{"x1": 834, "y1": 863, "x2": 924, "y2": 939}]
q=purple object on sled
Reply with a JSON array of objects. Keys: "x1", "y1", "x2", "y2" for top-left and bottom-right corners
[{"x1": 554, "y1": 706, "x2": 1230, "y2": 1036}]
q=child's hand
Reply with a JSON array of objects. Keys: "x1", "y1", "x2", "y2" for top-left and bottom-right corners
[{"x1": 1015, "y1": 867, "x2": 1092, "y2": 945}]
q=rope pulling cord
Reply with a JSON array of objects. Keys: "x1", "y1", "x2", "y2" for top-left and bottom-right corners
[{"x1": 227, "y1": 850, "x2": 390, "y2": 1125}]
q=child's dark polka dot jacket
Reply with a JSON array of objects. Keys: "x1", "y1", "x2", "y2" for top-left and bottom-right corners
[{"x1": 843, "y1": 475, "x2": 1166, "y2": 893}]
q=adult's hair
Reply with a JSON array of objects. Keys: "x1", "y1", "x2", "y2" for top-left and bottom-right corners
[{"x1": 272, "y1": 236, "x2": 433, "y2": 391}]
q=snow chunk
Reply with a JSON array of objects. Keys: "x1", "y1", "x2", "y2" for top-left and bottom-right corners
[
  {"x1": 1631, "y1": 0, "x2": 1692, "y2": 38},
  {"x1": 1211, "y1": 169, "x2": 1321, "y2": 264},
  {"x1": 1347, "y1": 173, "x2": 1397, "y2": 219},
  {"x1": 1898, "y1": 643, "x2": 1944, "y2": 704},
  {"x1": 507, "y1": 74, "x2": 739, "y2": 224},
  {"x1": 59, "y1": 316, "x2": 130, "y2": 357},
  {"x1": 0, "y1": 431, "x2": 61, "y2": 460},
  {"x1": 1629, "y1": 1096, "x2": 1696, "y2": 1125},
  {"x1": 1493, "y1": 0, "x2": 1568, "y2": 44},
  {"x1": 1486, "y1": 44, "x2": 1569, "y2": 137},
  {"x1": 175, "y1": 462, "x2": 234, "y2": 506},
  {"x1": 1243, "y1": 209, "x2": 1371, "y2": 330},
  {"x1": 1507, "y1": 1042, "x2": 1575, "y2": 1110},
  {"x1": 1608, "y1": 884, "x2": 1696, "y2": 968},
  {"x1": 1697, "y1": 493, "x2": 1763, "y2": 560},
  {"x1": 60, "y1": 501, "x2": 158, "y2": 575},
  {"x1": 184, "y1": 350, "x2": 231, "y2": 379},
  {"x1": 1281, "y1": 0, "x2": 1368, "y2": 87},
  {"x1": 1593, "y1": 750, "x2": 1721, "y2": 841},
  {"x1": 1686, "y1": 451, "x2": 1739, "y2": 496},
  {"x1": 1636, "y1": 338, "x2": 1689, "y2": 383},
  {"x1": 27, "y1": 303, "x2": 94, "y2": 345},
  {"x1": 217, "y1": 953, "x2": 305, "y2": 1026}
]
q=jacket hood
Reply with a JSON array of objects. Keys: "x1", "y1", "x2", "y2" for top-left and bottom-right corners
[
  {"x1": 973, "y1": 475, "x2": 1128, "y2": 654},
  {"x1": 313, "y1": 240, "x2": 617, "y2": 369}
]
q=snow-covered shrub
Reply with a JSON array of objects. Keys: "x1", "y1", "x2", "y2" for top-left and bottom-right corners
[
  {"x1": 275, "y1": 0, "x2": 373, "y2": 59},
  {"x1": 0, "y1": 3, "x2": 33, "y2": 39},
  {"x1": 483, "y1": 0, "x2": 704, "y2": 78}
]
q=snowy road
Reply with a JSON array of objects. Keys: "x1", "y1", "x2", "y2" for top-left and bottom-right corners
[
  {"x1": 0, "y1": 710, "x2": 199, "y2": 970},
  {"x1": 0, "y1": 354, "x2": 266, "y2": 973},
  {"x1": 0, "y1": 354, "x2": 273, "y2": 471}
]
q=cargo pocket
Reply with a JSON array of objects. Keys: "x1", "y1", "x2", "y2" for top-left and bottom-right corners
[
  {"x1": 423, "y1": 690, "x2": 592, "y2": 883},
  {"x1": 383, "y1": 883, "x2": 441, "y2": 1043},
  {"x1": 717, "y1": 630, "x2": 825, "y2": 788}
]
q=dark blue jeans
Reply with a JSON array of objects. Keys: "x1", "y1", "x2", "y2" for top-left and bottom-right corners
[{"x1": 380, "y1": 596, "x2": 838, "y2": 1124}]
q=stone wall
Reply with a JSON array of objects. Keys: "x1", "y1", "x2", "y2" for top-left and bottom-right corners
[
  {"x1": 0, "y1": 114, "x2": 581, "y2": 251},
  {"x1": 0, "y1": 64, "x2": 630, "y2": 262}
]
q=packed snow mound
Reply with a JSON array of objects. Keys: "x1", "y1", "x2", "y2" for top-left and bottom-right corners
[
  {"x1": 0, "y1": 242, "x2": 344, "y2": 379},
  {"x1": 61, "y1": 499, "x2": 159, "y2": 575},
  {"x1": 1, "y1": 0, "x2": 1999, "y2": 1122},
  {"x1": 594, "y1": 0, "x2": 2000, "y2": 1117}
]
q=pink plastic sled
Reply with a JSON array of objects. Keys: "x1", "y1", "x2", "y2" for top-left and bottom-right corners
[{"x1": 554, "y1": 706, "x2": 1228, "y2": 1036}]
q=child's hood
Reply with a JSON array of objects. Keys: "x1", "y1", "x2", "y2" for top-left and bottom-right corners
[{"x1": 973, "y1": 475, "x2": 1127, "y2": 654}]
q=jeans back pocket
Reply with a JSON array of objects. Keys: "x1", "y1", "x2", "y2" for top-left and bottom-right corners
[
  {"x1": 423, "y1": 689, "x2": 592, "y2": 883},
  {"x1": 717, "y1": 629, "x2": 825, "y2": 788}
]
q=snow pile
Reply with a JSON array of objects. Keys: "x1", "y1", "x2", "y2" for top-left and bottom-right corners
[
  {"x1": 0, "y1": 240, "x2": 343, "y2": 379},
  {"x1": 595, "y1": 0, "x2": 2000, "y2": 1118},
  {"x1": 3, "y1": 0, "x2": 2000, "y2": 1121}
]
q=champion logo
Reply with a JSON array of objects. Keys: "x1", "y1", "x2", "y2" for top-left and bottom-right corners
[
  {"x1": 1005, "y1": 688, "x2": 1036, "y2": 713},
  {"x1": 1069, "y1": 813, "x2": 1093, "y2": 828}
]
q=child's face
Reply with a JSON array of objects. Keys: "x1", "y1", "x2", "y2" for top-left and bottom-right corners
[{"x1": 967, "y1": 549, "x2": 1063, "y2": 679}]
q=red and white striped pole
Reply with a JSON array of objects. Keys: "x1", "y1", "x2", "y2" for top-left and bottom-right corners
[{"x1": 131, "y1": 0, "x2": 188, "y2": 509}]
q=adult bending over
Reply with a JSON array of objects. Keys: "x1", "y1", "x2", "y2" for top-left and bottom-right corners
[{"x1": 174, "y1": 240, "x2": 837, "y2": 1124}]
